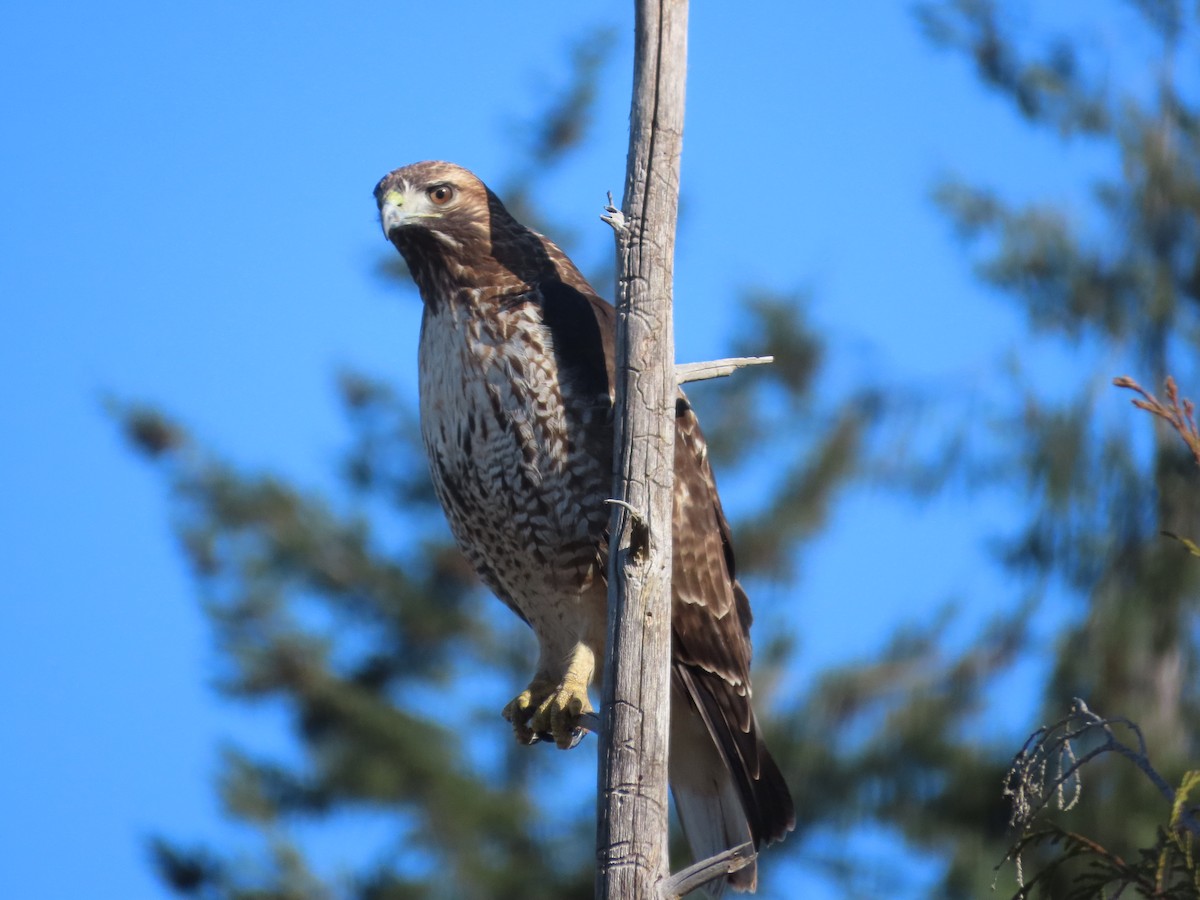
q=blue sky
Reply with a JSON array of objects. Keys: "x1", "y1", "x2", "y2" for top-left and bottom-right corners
[{"x1": 0, "y1": 2, "x2": 1144, "y2": 897}]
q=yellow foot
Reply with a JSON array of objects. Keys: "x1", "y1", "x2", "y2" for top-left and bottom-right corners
[
  {"x1": 502, "y1": 644, "x2": 596, "y2": 750},
  {"x1": 529, "y1": 674, "x2": 594, "y2": 750},
  {"x1": 501, "y1": 677, "x2": 557, "y2": 746}
]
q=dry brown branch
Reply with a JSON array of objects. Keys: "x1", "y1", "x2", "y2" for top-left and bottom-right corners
[{"x1": 1113, "y1": 375, "x2": 1200, "y2": 469}]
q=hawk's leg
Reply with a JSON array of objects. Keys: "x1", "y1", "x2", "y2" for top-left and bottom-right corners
[{"x1": 502, "y1": 642, "x2": 596, "y2": 750}]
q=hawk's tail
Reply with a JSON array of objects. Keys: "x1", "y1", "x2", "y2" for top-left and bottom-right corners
[
  {"x1": 671, "y1": 763, "x2": 756, "y2": 898},
  {"x1": 669, "y1": 675, "x2": 795, "y2": 897}
]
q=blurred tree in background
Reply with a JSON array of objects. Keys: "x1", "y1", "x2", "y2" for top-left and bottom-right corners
[
  {"x1": 894, "y1": 0, "x2": 1200, "y2": 894},
  {"x1": 117, "y1": 3, "x2": 1200, "y2": 898}
]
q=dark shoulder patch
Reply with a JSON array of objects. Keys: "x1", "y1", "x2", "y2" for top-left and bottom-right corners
[{"x1": 540, "y1": 280, "x2": 612, "y2": 401}]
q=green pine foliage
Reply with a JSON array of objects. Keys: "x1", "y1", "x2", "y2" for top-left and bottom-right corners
[{"x1": 999, "y1": 701, "x2": 1199, "y2": 899}]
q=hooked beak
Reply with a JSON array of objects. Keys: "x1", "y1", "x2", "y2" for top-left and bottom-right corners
[{"x1": 379, "y1": 189, "x2": 407, "y2": 238}]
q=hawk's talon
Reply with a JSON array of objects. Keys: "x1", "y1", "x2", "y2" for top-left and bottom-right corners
[
  {"x1": 531, "y1": 728, "x2": 582, "y2": 748},
  {"x1": 529, "y1": 679, "x2": 594, "y2": 750},
  {"x1": 503, "y1": 672, "x2": 593, "y2": 750},
  {"x1": 502, "y1": 680, "x2": 555, "y2": 746}
]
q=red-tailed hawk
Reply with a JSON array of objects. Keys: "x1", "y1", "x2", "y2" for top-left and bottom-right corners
[{"x1": 375, "y1": 161, "x2": 794, "y2": 895}]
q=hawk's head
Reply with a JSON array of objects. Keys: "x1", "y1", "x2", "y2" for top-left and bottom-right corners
[
  {"x1": 374, "y1": 161, "x2": 565, "y2": 304},
  {"x1": 374, "y1": 161, "x2": 489, "y2": 245}
]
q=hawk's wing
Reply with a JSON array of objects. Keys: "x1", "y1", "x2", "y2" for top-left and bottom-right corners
[
  {"x1": 671, "y1": 397, "x2": 795, "y2": 849},
  {"x1": 537, "y1": 263, "x2": 795, "y2": 864}
]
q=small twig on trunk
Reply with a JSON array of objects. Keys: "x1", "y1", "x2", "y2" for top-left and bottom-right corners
[
  {"x1": 676, "y1": 356, "x2": 774, "y2": 385},
  {"x1": 662, "y1": 842, "x2": 756, "y2": 899}
]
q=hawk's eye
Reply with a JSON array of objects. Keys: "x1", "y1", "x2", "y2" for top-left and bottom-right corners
[{"x1": 427, "y1": 185, "x2": 455, "y2": 206}]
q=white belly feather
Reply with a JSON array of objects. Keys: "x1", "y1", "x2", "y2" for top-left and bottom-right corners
[{"x1": 417, "y1": 298, "x2": 605, "y2": 620}]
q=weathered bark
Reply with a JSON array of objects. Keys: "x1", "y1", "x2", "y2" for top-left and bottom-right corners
[{"x1": 596, "y1": 0, "x2": 688, "y2": 898}]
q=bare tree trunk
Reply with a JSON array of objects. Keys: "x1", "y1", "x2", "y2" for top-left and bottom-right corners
[{"x1": 596, "y1": 0, "x2": 688, "y2": 898}]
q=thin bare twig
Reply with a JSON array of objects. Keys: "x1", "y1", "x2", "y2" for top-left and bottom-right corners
[
  {"x1": 1113, "y1": 375, "x2": 1200, "y2": 469},
  {"x1": 662, "y1": 842, "x2": 756, "y2": 899},
  {"x1": 676, "y1": 356, "x2": 774, "y2": 385}
]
